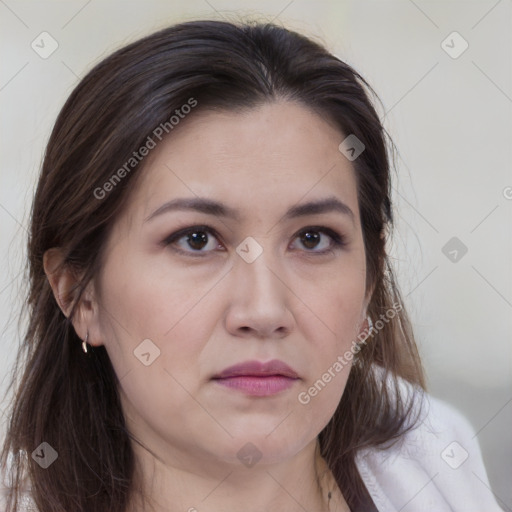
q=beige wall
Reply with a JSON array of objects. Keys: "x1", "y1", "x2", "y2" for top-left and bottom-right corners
[{"x1": 1, "y1": 0, "x2": 510, "y2": 508}]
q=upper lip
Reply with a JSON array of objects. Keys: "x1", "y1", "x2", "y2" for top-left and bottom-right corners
[{"x1": 213, "y1": 359, "x2": 299, "y2": 379}]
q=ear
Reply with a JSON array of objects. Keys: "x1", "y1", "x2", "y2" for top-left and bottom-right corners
[{"x1": 43, "y1": 247, "x2": 103, "y2": 348}]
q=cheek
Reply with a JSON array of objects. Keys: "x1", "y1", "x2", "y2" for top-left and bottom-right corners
[
  {"x1": 296, "y1": 368, "x2": 351, "y2": 438},
  {"x1": 292, "y1": 260, "x2": 366, "y2": 414},
  {"x1": 96, "y1": 248, "x2": 219, "y2": 394},
  {"x1": 294, "y1": 260, "x2": 367, "y2": 348},
  {"x1": 99, "y1": 244, "x2": 211, "y2": 338},
  {"x1": 97, "y1": 271, "x2": 216, "y2": 444}
]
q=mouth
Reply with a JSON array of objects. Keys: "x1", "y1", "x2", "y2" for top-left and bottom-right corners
[
  {"x1": 212, "y1": 359, "x2": 300, "y2": 397},
  {"x1": 212, "y1": 375, "x2": 299, "y2": 396}
]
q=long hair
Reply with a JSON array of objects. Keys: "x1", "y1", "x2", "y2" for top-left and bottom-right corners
[{"x1": 1, "y1": 19, "x2": 425, "y2": 511}]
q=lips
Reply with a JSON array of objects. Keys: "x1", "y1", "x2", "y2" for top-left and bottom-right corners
[
  {"x1": 212, "y1": 359, "x2": 300, "y2": 397},
  {"x1": 212, "y1": 359, "x2": 299, "y2": 379}
]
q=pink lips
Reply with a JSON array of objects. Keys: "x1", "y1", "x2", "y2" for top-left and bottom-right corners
[{"x1": 212, "y1": 359, "x2": 299, "y2": 397}]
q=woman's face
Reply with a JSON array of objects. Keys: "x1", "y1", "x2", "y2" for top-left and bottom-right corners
[{"x1": 91, "y1": 100, "x2": 370, "y2": 472}]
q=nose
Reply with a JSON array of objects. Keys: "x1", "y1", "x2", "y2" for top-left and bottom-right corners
[{"x1": 224, "y1": 247, "x2": 295, "y2": 340}]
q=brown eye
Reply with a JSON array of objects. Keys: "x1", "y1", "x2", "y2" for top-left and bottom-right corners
[
  {"x1": 291, "y1": 226, "x2": 346, "y2": 254},
  {"x1": 162, "y1": 224, "x2": 346, "y2": 257},
  {"x1": 162, "y1": 225, "x2": 223, "y2": 256},
  {"x1": 300, "y1": 230, "x2": 321, "y2": 250},
  {"x1": 184, "y1": 230, "x2": 209, "y2": 251}
]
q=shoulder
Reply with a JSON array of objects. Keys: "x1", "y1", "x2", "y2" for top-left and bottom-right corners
[{"x1": 355, "y1": 376, "x2": 504, "y2": 512}]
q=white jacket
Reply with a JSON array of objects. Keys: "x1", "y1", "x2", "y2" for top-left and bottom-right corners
[
  {"x1": 355, "y1": 390, "x2": 504, "y2": 511},
  {"x1": 1, "y1": 388, "x2": 505, "y2": 512}
]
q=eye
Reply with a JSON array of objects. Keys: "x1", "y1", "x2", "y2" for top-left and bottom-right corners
[
  {"x1": 290, "y1": 226, "x2": 346, "y2": 254},
  {"x1": 161, "y1": 224, "x2": 346, "y2": 257},
  {"x1": 161, "y1": 225, "x2": 223, "y2": 256}
]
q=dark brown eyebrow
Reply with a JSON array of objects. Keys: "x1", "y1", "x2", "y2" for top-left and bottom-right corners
[{"x1": 144, "y1": 196, "x2": 355, "y2": 224}]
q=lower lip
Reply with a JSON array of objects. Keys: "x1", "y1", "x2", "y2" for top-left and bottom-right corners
[{"x1": 213, "y1": 376, "x2": 298, "y2": 396}]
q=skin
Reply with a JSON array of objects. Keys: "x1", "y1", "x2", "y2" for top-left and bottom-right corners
[{"x1": 45, "y1": 100, "x2": 371, "y2": 512}]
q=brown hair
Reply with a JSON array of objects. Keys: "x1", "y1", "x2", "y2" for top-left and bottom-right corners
[{"x1": 1, "y1": 18, "x2": 425, "y2": 512}]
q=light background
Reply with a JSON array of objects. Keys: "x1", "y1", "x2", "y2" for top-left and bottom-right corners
[{"x1": 0, "y1": 0, "x2": 511, "y2": 509}]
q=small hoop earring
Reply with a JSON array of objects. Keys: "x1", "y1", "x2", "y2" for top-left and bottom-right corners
[
  {"x1": 82, "y1": 332, "x2": 89, "y2": 354},
  {"x1": 367, "y1": 315, "x2": 374, "y2": 333}
]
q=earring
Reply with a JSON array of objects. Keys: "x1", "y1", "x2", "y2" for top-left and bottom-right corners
[
  {"x1": 355, "y1": 315, "x2": 374, "y2": 348},
  {"x1": 367, "y1": 315, "x2": 374, "y2": 334},
  {"x1": 82, "y1": 332, "x2": 89, "y2": 353}
]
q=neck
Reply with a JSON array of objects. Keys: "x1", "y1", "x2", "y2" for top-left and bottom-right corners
[{"x1": 127, "y1": 438, "x2": 349, "y2": 512}]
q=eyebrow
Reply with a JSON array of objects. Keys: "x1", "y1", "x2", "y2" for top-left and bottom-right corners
[{"x1": 144, "y1": 196, "x2": 355, "y2": 224}]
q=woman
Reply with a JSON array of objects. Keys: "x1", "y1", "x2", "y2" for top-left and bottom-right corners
[{"x1": 0, "y1": 19, "x2": 503, "y2": 512}]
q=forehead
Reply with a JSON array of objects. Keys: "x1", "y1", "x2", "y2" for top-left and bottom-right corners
[{"x1": 124, "y1": 100, "x2": 359, "y2": 224}]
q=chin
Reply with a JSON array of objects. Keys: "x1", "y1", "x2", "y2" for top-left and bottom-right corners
[{"x1": 217, "y1": 432, "x2": 307, "y2": 467}]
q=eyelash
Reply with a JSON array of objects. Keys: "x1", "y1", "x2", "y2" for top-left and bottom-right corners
[{"x1": 161, "y1": 224, "x2": 346, "y2": 257}]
